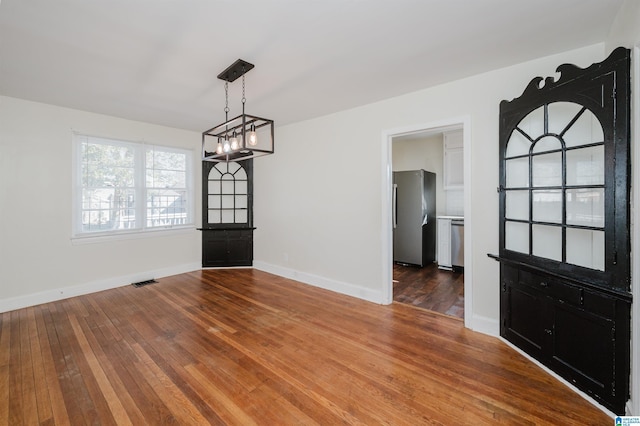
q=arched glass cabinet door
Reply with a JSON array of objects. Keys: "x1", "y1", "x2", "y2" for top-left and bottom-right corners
[
  {"x1": 498, "y1": 46, "x2": 631, "y2": 292},
  {"x1": 206, "y1": 161, "x2": 251, "y2": 226},
  {"x1": 504, "y1": 102, "x2": 605, "y2": 270}
]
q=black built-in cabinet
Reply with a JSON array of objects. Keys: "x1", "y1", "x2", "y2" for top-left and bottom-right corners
[
  {"x1": 492, "y1": 47, "x2": 632, "y2": 414},
  {"x1": 201, "y1": 159, "x2": 254, "y2": 267}
]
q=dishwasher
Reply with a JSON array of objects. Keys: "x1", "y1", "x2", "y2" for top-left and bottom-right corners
[{"x1": 451, "y1": 220, "x2": 464, "y2": 272}]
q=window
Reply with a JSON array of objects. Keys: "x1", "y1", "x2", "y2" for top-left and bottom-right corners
[{"x1": 73, "y1": 134, "x2": 193, "y2": 238}]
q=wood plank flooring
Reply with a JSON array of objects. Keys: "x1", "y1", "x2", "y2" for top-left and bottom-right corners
[
  {"x1": 393, "y1": 263, "x2": 464, "y2": 319},
  {"x1": 0, "y1": 269, "x2": 612, "y2": 424}
]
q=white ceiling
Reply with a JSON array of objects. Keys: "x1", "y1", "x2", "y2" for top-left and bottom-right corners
[{"x1": 0, "y1": 0, "x2": 623, "y2": 131}]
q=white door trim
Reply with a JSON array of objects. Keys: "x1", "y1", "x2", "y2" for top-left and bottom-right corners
[{"x1": 381, "y1": 115, "x2": 473, "y2": 330}]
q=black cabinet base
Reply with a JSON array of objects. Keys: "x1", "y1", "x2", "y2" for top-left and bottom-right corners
[
  {"x1": 202, "y1": 229, "x2": 253, "y2": 267},
  {"x1": 497, "y1": 259, "x2": 630, "y2": 415}
]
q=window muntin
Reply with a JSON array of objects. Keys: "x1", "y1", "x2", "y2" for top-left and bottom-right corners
[
  {"x1": 207, "y1": 162, "x2": 249, "y2": 225},
  {"x1": 503, "y1": 102, "x2": 605, "y2": 271},
  {"x1": 74, "y1": 134, "x2": 193, "y2": 238}
]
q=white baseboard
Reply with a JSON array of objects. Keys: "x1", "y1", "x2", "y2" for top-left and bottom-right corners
[
  {"x1": 0, "y1": 262, "x2": 201, "y2": 313},
  {"x1": 469, "y1": 313, "x2": 500, "y2": 337},
  {"x1": 253, "y1": 261, "x2": 385, "y2": 304},
  {"x1": 500, "y1": 337, "x2": 616, "y2": 419}
]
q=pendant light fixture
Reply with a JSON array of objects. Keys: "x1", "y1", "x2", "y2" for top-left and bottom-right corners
[{"x1": 202, "y1": 59, "x2": 274, "y2": 162}]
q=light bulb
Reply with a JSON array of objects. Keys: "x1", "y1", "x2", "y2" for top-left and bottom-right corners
[
  {"x1": 223, "y1": 139, "x2": 231, "y2": 153},
  {"x1": 216, "y1": 142, "x2": 223, "y2": 155},
  {"x1": 248, "y1": 125, "x2": 258, "y2": 146},
  {"x1": 230, "y1": 132, "x2": 239, "y2": 150}
]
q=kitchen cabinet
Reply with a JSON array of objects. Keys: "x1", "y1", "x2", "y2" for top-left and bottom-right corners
[
  {"x1": 443, "y1": 130, "x2": 463, "y2": 190},
  {"x1": 492, "y1": 47, "x2": 631, "y2": 414}
]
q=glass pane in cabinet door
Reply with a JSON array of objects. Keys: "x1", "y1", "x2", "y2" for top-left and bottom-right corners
[
  {"x1": 566, "y1": 145, "x2": 604, "y2": 185},
  {"x1": 506, "y1": 131, "x2": 531, "y2": 158},
  {"x1": 532, "y1": 190, "x2": 562, "y2": 223},
  {"x1": 532, "y1": 152, "x2": 562, "y2": 187},
  {"x1": 221, "y1": 195, "x2": 234, "y2": 208},
  {"x1": 208, "y1": 209, "x2": 221, "y2": 224},
  {"x1": 517, "y1": 106, "x2": 544, "y2": 140},
  {"x1": 506, "y1": 158, "x2": 529, "y2": 188},
  {"x1": 235, "y1": 180, "x2": 248, "y2": 194},
  {"x1": 566, "y1": 228, "x2": 604, "y2": 271},
  {"x1": 532, "y1": 136, "x2": 562, "y2": 154},
  {"x1": 532, "y1": 224, "x2": 562, "y2": 262},
  {"x1": 547, "y1": 102, "x2": 583, "y2": 135},
  {"x1": 235, "y1": 209, "x2": 248, "y2": 223},
  {"x1": 566, "y1": 188, "x2": 604, "y2": 227},
  {"x1": 505, "y1": 190, "x2": 529, "y2": 220},
  {"x1": 235, "y1": 195, "x2": 247, "y2": 209},
  {"x1": 505, "y1": 221, "x2": 529, "y2": 254},
  {"x1": 563, "y1": 108, "x2": 604, "y2": 148},
  {"x1": 221, "y1": 210, "x2": 234, "y2": 223},
  {"x1": 208, "y1": 195, "x2": 221, "y2": 209},
  {"x1": 208, "y1": 181, "x2": 221, "y2": 195}
]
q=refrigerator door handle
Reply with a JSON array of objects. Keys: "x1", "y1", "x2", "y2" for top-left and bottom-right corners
[{"x1": 393, "y1": 184, "x2": 398, "y2": 229}]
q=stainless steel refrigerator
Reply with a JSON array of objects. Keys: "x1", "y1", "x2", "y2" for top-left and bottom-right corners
[{"x1": 393, "y1": 170, "x2": 436, "y2": 267}]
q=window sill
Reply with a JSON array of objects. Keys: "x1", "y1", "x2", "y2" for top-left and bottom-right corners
[{"x1": 71, "y1": 225, "x2": 196, "y2": 245}]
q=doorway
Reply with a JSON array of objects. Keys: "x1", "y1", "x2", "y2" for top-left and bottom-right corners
[
  {"x1": 391, "y1": 129, "x2": 464, "y2": 319},
  {"x1": 381, "y1": 117, "x2": 472, "y2": 328}
]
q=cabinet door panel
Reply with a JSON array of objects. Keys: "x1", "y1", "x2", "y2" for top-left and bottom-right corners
[
  {"x1": 551, "y1": 303, "x2": 614, "y2": 398},
  {"x1": 504, "y1": 284, "x2": 549, "y2": 357}
]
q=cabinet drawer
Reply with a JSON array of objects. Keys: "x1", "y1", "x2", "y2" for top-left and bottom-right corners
[{"x1": 518, "y1": 270, "x2": 582, "y2": 306}]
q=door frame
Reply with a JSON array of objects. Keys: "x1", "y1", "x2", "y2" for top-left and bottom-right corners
[{"x1": 381, "y1": 115, "x2": 472, "y2": 329}]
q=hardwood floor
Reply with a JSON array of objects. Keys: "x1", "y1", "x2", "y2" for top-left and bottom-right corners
[
  {"x1": 1, "y1": 269, "x2": 611, "y2": 424},
  {"x1": 393, "y1": 263, "x2": 464, "y2": 319}
]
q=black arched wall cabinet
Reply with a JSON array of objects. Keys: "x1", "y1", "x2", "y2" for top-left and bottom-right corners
[
  {"x1": 490, "y1": 47, "x2": 632, "y2": 414},
  {"x1": 201, "y1": 159, "x2": 254, "y2": 267}
]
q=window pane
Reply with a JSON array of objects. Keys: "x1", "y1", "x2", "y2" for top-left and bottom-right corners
[
  {"x1": 234, "y1": 166, "x2": 247, "y2": 180},
  {"x1": 221, "y1": 195, "x2": 234, "y2": 208},
  {"x1": 505, "y1": 221, "x2": 528, "y2": 254},
  {"x1": 532, "y1": 152, "x2": 562, "y2": 187},
  {"x1": 547, "y1": 102, "x2": 583, "y2": 135},
  {"x1": 235, "y1": 209, "x2": 248, "y2": 223},
  {"x1": 505, "y1": 130, "x2": 531, "y2": 158},
  {"x1": 506, "y1": 158, "x2": 529, "y2": 188},
  {"x1": 221, "y1": 181, "x2": 234, "y2": 193},
  {"x1": 505, "y1": 190, "x2": 528, "y2": 221},
  {"x1": 221, "y1": 210, "x2": 234, "y2": 223},
  {"x1": 235, "y1": 195, "x2": 248, "y2": 209},
  {"x1": 532, "y1": 224, "x2": 562, "y2": 262},
  {"x1": 563, "y1": 108, "x2": 604, "y2": 148},
  {"x1": 532, "y1": 190, "x2": 562, "y2": 223},
  {"x1": 566, "y1": 228, "x2": 604, "y2": 271},
  {"x1": 236, "y1": 181, "x2": 248, "y2": 194},
  {"x1": 532, "y1": 136, "x2": 562, "y2": 154},
  {"x1": 208, "y1": 181, "x2": 221, "y2": 194},
  {"x1": 517, "y1": 106, "x2": 544, "y2": 140},
  {"x1": 566, "y1": 188, "x2": 604, "y2": 227},
  {"x1": 566, "y1": 145, "x2": 604, "y2": 185},
  {"x1": 81, "y1": 188, "x2": 136, "y2": 232},
  {"x1": 208, "y1": 210, "x2": 221, "y2": 224},
  {"x1": 208, "y1": 195, "x2": 220, "y2": 208},
  {"x1": 146, "y1": 189, "x2": 187, "y2": 228}
]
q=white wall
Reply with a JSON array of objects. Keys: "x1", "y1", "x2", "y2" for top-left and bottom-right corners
[
  {"x1": 253, "y1": 44, "x2": 606, "y2": 329},
  {"x1": 0, "y1": 96, "x2": 202, "y2": 311}
]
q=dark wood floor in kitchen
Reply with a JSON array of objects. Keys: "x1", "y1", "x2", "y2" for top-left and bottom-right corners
[{"x1": 393, "y1": 262, "x2": 464, "y2": 319}]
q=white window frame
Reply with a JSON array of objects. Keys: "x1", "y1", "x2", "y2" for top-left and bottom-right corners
[{"x1": 72, "y1": 133, "x2": 194, "y2": 241}]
